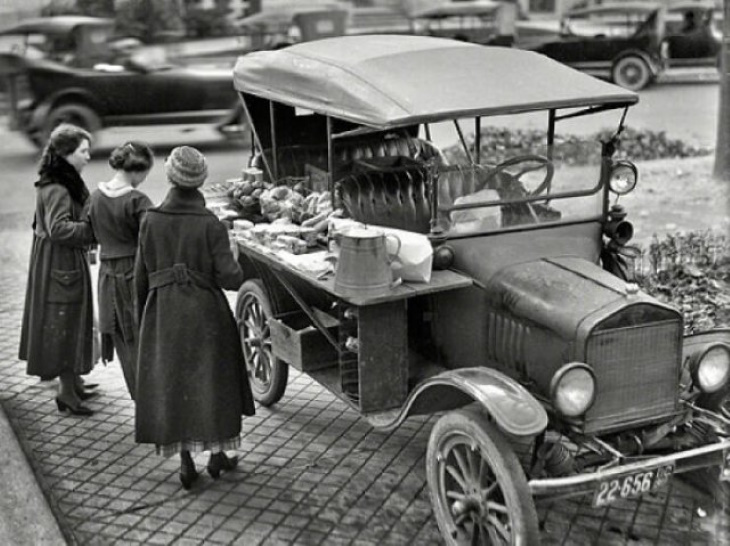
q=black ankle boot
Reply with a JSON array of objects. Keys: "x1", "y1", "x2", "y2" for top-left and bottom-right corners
[
  {"x1": 207, "y1": 452, "x2": 238, "y2": 479},
  {"x1": 180, "y1": 451, "x2": 198, "y2": 490}
]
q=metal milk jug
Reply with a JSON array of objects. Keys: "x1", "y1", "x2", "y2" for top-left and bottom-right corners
[{"x1": 334, "y1": 226, "x2": 401, "y2": 297}]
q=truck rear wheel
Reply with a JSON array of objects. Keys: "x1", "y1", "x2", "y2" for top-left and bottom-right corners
[{"x1": 236, "y1": 279, "x2": 288, "y2": 406}]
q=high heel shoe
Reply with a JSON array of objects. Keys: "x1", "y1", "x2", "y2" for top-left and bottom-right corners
[
  {"x1": 55, "y1": 398, "x2": 94, "y2": 416},
  {"x1": 180, "y1": 451, "x2": 199, "y2": 490},
  {"x1": 207, "y1": 452, "x2": 238, "y2": 479},
  {"x1": 75, "y1": 388, "x2": 98, "y2": 401}
]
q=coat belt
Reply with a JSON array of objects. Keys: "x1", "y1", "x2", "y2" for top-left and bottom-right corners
[{"x1": 148, "y1": 264, "x2": 216, "y2": 290}]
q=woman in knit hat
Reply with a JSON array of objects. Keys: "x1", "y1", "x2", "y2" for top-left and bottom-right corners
[
  {"x1": 88, "y1": 141, "x2": 154, "y2": 400},
  {"x1": 134, "y1": 146, "x2": 255, "y2": 489}
]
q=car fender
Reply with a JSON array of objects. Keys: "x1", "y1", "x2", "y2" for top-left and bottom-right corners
[
  {"x1": 683, "y1": 328, "x2": 730, "y2": 363},
  {"x1": 367, "y1": 367, "x2": 548, "y2": 437},
  {"x1": 612, "y1": 48, "x2": 663, "y2": 75},
  {"x1": 28, "y1": 88, "x2": 102, "y2": 130}
]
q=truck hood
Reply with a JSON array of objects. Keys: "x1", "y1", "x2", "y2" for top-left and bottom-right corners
[{"x1": 483, "y1": 256, "x2": 655, "y2": 340}]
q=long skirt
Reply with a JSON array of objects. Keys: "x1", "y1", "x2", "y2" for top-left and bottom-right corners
[{"x1": 98, "y1": 257, "x2": 137, "y2": 399}]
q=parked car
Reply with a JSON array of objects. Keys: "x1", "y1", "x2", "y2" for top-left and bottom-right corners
[
  {"x1": 234, "y1": 6, "x2": 349, "y2": 51},
  {"x1": 522, "y1": 2, "x2": 667, "y2": 91},
  {"x1": 665, "y1": 0, "x2": 722, "y2": 68},
  {"x1": 407, "y1": 0, "x2": 518, "y2": 46},
  {"x1": 231, "y1": 34, "x2": 730, "y2": 544},
  {"x1": 0, "y1": 16, "x2": 245, "y2": 148}
]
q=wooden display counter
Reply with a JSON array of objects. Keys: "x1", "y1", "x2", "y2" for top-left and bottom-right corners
[{"x1": 236, "y1": 239, "x2": 473, "y2": 412}]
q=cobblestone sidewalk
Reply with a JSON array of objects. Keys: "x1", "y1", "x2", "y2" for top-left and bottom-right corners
[{"x1": 0, "y1": 225, "x2": 727, "y2": 545}]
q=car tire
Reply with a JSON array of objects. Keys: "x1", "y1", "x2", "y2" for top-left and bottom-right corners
[
  {"x1": 41, "y1": 103, "x2": 101, "y2": 148},
  {"x1": 611, "y1": 56, "x2": 652, "y2": 91},
  {"x1": 236, "y1": 279, "x2": 288, "y2": 407}
]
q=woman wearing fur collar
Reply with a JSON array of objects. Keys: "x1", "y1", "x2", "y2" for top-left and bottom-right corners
[
  {"x1": 88, "y1": 141, "x2": 154, "y2": 400},
  {"x1": 19, "y1": 123, "x2": 97, "y2": 415}
]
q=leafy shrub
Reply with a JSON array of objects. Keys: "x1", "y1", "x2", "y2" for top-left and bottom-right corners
[
  {"x1": 443, "y1": 126, "x2": 712, "y2": 166},
  {"x1": 636, "y1": 231, "x2": 729, "y2": 334}
]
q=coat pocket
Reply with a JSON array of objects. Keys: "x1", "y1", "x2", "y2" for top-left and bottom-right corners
[{"x1": 48, "y1": 269, "x2": 84, "y2": 303}]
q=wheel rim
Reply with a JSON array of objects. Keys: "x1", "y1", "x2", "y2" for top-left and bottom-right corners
[
  {"x1": 436, "y1": 433, "x2": 513, "y2": 545},
  {"x1": 617, "y1": 61, "x2": 646, "y2": 88},
  {"x1": 239, "y1": 292, "x2": 274, "y2": 395}
]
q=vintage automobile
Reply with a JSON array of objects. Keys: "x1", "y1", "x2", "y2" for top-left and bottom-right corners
[
  {"x1": 234, "y1": 6, "x2": 349, "y2": 52},
  {"x1": 407, "y1": 0, "x2": 518, "y2": 46},
  {"x1": 229, "y1": 34, "x2": 730, "y2": 544},
  {"x1": 0, "y1": 16, "x2": 244, "y2": 148},
  {"x1": 665, "y1": 0, "x2": 723, "y2": 68},
  {"x1": 523, "y1": 2, "x2": 668, "y2": 91}
]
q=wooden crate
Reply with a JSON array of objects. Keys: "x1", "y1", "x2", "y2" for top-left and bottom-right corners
[{"x1": 270, "y1": 310, "x2": 339, "y2": 372}]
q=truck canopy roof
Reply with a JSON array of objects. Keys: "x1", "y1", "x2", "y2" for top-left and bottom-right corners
[{"x1": 233, "y1": 34, "x2": 638, "y2": 129}]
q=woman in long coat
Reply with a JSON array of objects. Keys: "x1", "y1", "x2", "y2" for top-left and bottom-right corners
[
  {"x1": 88, "y1": 141, "x2": 154, "y2": 400},
  {"x1": 19, "y1": 123, "x2": 97, "y2": 415},
  {"x1": 134, "y1": 146, "x2": 255, "y2": 489}
]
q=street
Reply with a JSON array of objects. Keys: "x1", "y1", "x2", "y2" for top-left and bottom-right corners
[
  {"x1": 0, "y1": 76, "x2": 727, "y2": 545},
  {"x1": 0, "y1": 80, "x2": 721, "y2": 217}
]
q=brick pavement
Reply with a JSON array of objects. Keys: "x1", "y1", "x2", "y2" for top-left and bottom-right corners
[{"x1": 0, "y1": 222, "x2": 728, "y2": 545}]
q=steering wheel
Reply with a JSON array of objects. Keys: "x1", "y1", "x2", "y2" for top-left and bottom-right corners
[{"x1": 483, "y1": 154, "x2": 554, "y2": 197}]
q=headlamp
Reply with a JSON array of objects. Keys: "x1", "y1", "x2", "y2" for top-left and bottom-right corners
[
  {"x1": 550, "y1": 363, "x2": 596, "y2": 418},
  {"x1": 691, "y1": 344, "x2": 730, "y2": 393},
  {"x1": 609, "y1": 160, "x2": 638, "y2": 195}
]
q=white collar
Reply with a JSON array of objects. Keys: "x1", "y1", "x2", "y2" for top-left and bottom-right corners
[{"x1": 98, "y1": 181, "x2": 134, "y2": 198}]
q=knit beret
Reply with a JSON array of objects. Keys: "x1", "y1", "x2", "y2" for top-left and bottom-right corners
[{"x1": 165, "y1": 146, "x2": 208, "y2": 189}]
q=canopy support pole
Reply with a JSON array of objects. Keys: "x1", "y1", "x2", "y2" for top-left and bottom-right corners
[
  {"x1": 327, "y1": 116, "x2": 335, "y2": 203},
  {"x1": 239, "y1": 95, "x2": 274, "y2": 183},
  {"x1": 269, "y1": 101, "x2": 278, "y2": 181},
  {"x1": 475, "y1": 117, "x2": 481, "y2": 165},
  {"x1": 546, "y1": 108, "x2": 556, "y2": 196},
  {"x1": 454, "y1": 120, "x2": 474, "y2": 165}
]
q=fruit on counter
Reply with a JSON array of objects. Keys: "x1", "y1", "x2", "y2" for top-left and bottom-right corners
[{"x1": 260, "y1": 185, "x2": 306, "y2": 222}]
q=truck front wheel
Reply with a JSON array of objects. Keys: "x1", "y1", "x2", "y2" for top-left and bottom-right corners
[{"x1": 427, "y1": 406, "x2": 540, "y2": 545}]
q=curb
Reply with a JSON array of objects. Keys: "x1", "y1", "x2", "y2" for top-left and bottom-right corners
[{"x1": 0, "y1": 400, "x2": 74, "y2": 545}]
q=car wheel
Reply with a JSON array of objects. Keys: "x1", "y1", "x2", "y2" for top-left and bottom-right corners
[
  {"x1": 236, "y1": 279, "x2": 288, "y2": 406},
  {"x1": 426, "y1": 406, "x2": 540, "y2": 545},
  {"x1": 41, "y1": 103, "x2": 101, "y2": 148},
  {"x1": 611, "y1": 56, "x2": 652, "y2": 91}
]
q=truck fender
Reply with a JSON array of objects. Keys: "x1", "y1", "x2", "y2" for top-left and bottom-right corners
[{"x1": 372, "y1": 367, "x2": 548, "y2": 437}]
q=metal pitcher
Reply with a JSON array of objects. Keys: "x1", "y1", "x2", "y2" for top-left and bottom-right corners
[{"x1": 334, "y1": 226, "x2": 401, "y2": 297}]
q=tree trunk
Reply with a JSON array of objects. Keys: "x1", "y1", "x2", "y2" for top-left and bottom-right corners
[{"x1": 713, "y1": 1, "x2": 730, "y2": 180}]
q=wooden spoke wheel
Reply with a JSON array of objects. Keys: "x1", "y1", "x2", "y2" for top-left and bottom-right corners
[
  {"x1": 236, "y1": 279, "x2": 288, "y2": 406},
  {"x1": 427, "y1": 406, "x2": 539, "y2": 546}
]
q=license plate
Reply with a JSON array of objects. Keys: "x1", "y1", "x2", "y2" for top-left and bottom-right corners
[{"x1": 592, "y1": 464, "x2": 674, "y2": 508}]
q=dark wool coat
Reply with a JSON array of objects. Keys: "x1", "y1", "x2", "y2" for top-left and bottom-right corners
[
  {"x1": 19, "y1": 163, "x2": 95, "y2": 378},
  {"x1": 134, "y1": 187, "x2": 255, "y2": 448}
]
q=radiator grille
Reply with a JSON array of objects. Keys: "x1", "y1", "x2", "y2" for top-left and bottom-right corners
[{"x1": 583, "y1": 320, "x2": 681, "y2": 434}]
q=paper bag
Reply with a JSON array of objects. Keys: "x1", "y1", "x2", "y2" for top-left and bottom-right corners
[{"x1": 371, "y1": 224, "x2": 433, "y2": 283}]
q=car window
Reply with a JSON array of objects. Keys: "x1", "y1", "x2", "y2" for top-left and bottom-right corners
[
  {"x1": 0, "y1": 33, "x2": 49, "y2": 59},
  {"x1": 566, "y1": 11, "x2": 648, "y2": 37}
]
